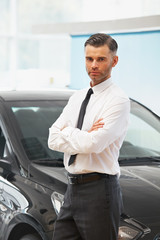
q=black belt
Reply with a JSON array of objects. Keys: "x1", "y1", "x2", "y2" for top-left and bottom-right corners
[{"x1": 68, "y1": 172, "x2": 117, "y2": 185}]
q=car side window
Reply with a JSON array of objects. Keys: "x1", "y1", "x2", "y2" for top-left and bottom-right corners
[
  {"x1": 120, "y1": 113, "x2": 160, "y2": 159},
  {"x1": 126, "y1": 113, "x2": 160, "y2": 152}
]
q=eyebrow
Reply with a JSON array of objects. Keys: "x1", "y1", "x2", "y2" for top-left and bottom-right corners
[{"x1": 85, "y1": 56, "x2": 107, "y2": 58}]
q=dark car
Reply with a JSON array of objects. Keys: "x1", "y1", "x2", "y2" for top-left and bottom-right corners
[{"x1": 0, "y1": 90, "x2": 160, "y2": 240}]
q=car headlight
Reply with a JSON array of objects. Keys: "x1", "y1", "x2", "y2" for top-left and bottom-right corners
[
  {"x1": 118, "y1": 214, "x2": 151, "y2": 240},
  {"x1": 118, "y1": 226, "x2": 141, "y2": 239},
  {"x1": 51, "y1": 191, "x2": 64, "y2": 215}
]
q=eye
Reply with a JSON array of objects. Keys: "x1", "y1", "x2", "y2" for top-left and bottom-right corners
[
  {"x1": 98, "y1": 57, "x2": 105, "y2": 62},
  {"x1": 86, "y1": 57, "x2": 93, "y2": 62}
]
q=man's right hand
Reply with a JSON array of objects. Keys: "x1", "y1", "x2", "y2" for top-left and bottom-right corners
[{"x1": 88, "y1": 118, "x2": 104, "y2": 133}]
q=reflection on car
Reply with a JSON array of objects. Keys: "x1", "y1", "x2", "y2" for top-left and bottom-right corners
[{"x1": 0, "y1": 91, "x2": 160, "y2": 240}]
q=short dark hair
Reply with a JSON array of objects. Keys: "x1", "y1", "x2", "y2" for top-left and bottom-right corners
[{"x1": 84, "y1": 33, "x2": 118, "y2": 54}]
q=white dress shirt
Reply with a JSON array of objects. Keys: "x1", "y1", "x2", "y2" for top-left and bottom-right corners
[{"x1": 48, "y1": 78, "x2": 130, "y2": 177}]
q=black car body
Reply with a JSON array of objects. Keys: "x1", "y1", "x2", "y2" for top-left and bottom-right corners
[{"x1": 0, "y1": 91, "x2": 160, "y2": 240}]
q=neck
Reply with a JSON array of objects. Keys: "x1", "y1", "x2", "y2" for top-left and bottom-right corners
[{"x1": 90, "y1": 76, "x2": 111, "y2": 87}]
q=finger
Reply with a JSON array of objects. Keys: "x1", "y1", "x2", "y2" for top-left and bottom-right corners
[
  {"x1": 93, "y1": 122, "x2": 104, "y2": 127},
  {"x1": 95, "y1": 118, "x2": 103, "y2": 123},
  {"x1": 92, "y1": 125, "x2": 104, "y2": 131}
]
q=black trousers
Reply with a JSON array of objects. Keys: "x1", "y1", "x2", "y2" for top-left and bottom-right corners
[{"x1": 53, "y1": 173, "x2": 122, "y2": 240}]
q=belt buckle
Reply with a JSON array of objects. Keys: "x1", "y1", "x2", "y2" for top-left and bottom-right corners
[{"x1": 68, "y1": 176, "x2": 77, "y2": 184}]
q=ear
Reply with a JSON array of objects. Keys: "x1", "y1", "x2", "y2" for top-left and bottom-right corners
[{"x1": 112, "y1": 56, "x2": 118, "y2": 67}]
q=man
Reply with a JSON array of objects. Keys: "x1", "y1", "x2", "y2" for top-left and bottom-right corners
[{"x1": 48, "y1": 33, "x2": 130, "y2": 240}]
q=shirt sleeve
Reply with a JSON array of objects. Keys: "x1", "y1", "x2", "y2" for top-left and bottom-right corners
[{"x1": 48, "y1": 99, "x2": 130, "y2": 155}]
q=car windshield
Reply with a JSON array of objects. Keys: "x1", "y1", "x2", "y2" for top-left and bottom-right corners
[
  {"x1": 9, "y1": 99, "x2": 160, "y2": 165},
  {"x1": 10, "y1": 100, "x2": 66, "y2": 163}
]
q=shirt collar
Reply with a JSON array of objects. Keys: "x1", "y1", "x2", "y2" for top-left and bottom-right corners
[{"x1": 92, "y1": 78, "x2": 113, "y2": 96}]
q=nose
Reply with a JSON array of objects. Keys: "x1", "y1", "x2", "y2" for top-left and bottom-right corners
[{"x1": 91, "y1": 60, "x2": 98, "y2": 69}]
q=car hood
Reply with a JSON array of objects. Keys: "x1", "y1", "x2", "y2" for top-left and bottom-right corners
[
  {"x1": 30, "y1": 163, "x2": 68, "y2": 193},
  {"x1": 120, "y1": 164, "x2": 160, "y2": 225},
  {"x1": 31, "y1": 163, "x2": 160, "y2": 227}
]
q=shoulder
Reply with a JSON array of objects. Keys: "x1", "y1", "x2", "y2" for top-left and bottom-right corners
[
  {"x1": 109, "y1": 82, "x2": 129, "y2": 103},
  {"x1": 69, "y1": 88, "x2": 89, "y2": 102}
]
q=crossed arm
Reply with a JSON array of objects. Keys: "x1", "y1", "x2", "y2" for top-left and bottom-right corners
[
  {"x1": 61, "y1": 118, "x2": 104, "y2": 133},
  {"x1": 48, "y1": 100, "x2": 130, "y2": 155}
]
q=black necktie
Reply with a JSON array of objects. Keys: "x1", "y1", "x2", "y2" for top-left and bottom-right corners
[{"x1": 68, "y1": 88, "x2": 93, "y2": 166}]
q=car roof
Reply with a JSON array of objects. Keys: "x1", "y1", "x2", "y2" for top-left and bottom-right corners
[
  {"x1": 0, "y1": 91, "x2": 159, "y2": 118},
  {"x1": 0, "y1": 90, "x2": 75, "y2": 101}
]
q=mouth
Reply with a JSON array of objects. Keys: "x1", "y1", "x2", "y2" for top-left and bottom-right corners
[{"x1": 90, "y1": 72, "x2": 100, "y2": 75}]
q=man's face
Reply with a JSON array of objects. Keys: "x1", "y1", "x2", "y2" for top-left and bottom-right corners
[{"x1": 85, "y1": 44, "x2": 118, "y2": 87}]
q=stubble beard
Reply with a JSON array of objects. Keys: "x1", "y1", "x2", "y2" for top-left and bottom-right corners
[{"x1": 89, "y1": 72, "x2": 110, "y2": 86}]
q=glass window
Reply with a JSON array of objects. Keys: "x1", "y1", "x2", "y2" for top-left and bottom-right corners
[
  {"x1": 0, "y1": 39, "x2": 10, "y2": 90},
  {"x1": 0, "y1": 39, "x2": 9, "y2": 71},
  {"x1": 17, "y1": 0, "x2": 160, "y2": 30},
  {"x1": 18, "y1": 40, "x2": 39, "y2": 69},
  {"x1": 82, "y1": 0, "x2": 160, "y2": 21},
  {"x1": 120, "y1": 102, "x2": 160, "y2": 160},
  {"x1": 0, "y1": 0, "x2": 10, "y2": 35},
  {"x1": 17, "y1": 36, "x2": 70, "y2": 89},
  {"x1": 125, "y1": 113, "x2": 160, "y2": 151},
  {"x1": 17, "y1": 0, "x2": 82, "y2": 34}
]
